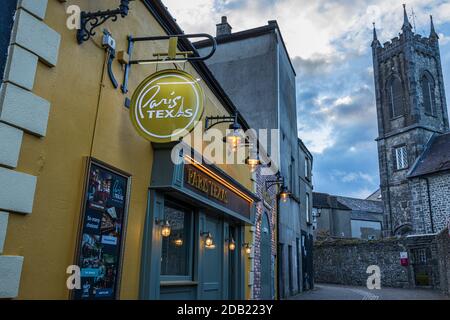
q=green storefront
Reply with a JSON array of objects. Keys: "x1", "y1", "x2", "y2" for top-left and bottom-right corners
[{"x1": 139, "y1": 145, "x2": 258, "y2": 300}]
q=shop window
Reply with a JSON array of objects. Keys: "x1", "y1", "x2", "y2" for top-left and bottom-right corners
[{"x1": 160, "y1": 201, "x2": 193, "y2": 279}]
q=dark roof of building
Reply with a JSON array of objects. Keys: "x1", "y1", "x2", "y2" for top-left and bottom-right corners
[
  {"x1": 193, "y1": 20, "x2": 297, "y2": 76},
  {"x1": 336, "y1": 196, "x2": 384, "y2": 214},
  {"x1": 408, "y1": 132, "x2": 450, "y2": 178},
  {"x1": 143, "y1": 0, "x2": 251, "y2": 131},
  {"x1": 366, "y1": 189, "x2": 382, "y2": 201},
  {"x1": 313, "y1": 193, "x2": 384, "y2": 214},
  {"x1": 313, "y1": 192, "x2": 351, "y2": 210}
]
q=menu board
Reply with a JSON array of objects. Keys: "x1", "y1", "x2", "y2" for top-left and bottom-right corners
[{"x1": 73, "y1": 161, "x2": 130, "y2": 300}]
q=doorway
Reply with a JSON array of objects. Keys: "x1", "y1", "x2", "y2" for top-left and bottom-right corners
[
  {"x1": 260, "y1": 212, "x2": 272, "y2": 299},
  {"x1": 199, "y1": 214, "x2": 223, "y2": 299}
]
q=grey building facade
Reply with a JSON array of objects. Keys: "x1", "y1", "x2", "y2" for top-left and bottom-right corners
[
  {"x1": 195, "y1": 18, "x2": 314, "y2": 298},
  {"x1": 372, "y1": 5, "x2": 449, "y2": 236},
  {"x1": 313, "y1": 192, "x2": 384, "y2": 240}
]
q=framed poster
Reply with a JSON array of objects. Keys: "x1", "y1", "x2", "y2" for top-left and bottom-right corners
[{"x1": 73, "y1": 159, "x2": 131, "y2": 300}]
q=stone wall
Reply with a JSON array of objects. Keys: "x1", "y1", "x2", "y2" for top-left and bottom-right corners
[
  {"x1": 314, "y1": 232, "x2": 450, "y2": 294},
  {"x1": 437, "y1": 229, "x2": 450, "y2": 295},
  {"x1": 314, "y1": 238, "x2": 411, "y2": 288},
  {"x1": 410, "y1": 173, "x2": 450, "y2": 235}
]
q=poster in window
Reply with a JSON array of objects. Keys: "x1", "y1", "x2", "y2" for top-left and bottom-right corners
[{"x1": 73, "y1": 160, "x2": 130, "y2": 300}]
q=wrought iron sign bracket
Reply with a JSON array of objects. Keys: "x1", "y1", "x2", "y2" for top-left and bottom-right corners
[
  {"x1": 120, "y1": 33, "x2": 217, "y2": 94},
  {"x1": 77, "y1": 0, "x2": 133, "y2": 44},
  {"x1": 204, "y1": 115, "x2": 238, "y2": 131},
  {"x1": 265, "y1": 174, "x2": 285, "y2": 190}
]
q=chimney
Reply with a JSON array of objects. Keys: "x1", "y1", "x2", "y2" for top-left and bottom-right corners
[{"x1": 216, "y1": 16, "x2": 232, "y2": 37}]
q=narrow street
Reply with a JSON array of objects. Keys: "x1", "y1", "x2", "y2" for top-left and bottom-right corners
[{"x1": 290, "y1": 284, "x2": 450, "y2": 300}]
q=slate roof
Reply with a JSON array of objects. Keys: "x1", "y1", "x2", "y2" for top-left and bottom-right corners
[
  {"x1": 408, "y1": 132, "x2": 450, "y2": 178},
  {"x1": 336, "y1": 196, "x2": 384, "y2": 214},
  {"x1": 313, "y1": 192, "x2": 351, "y2": 210},
  {"x1": 366, "y1": 189, "x2": 382, "y2": 201}
]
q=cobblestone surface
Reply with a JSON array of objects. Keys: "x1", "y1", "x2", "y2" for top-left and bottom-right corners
[{"x1": 289, "y1": 283, "x2": 450, "y2": 300}]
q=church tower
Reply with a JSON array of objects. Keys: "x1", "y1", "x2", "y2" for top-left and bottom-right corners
[{"x1": 372, "y1": 5, "x2": 449, "y2": 236}]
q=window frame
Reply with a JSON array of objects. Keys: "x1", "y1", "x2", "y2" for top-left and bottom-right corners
[
  {"x1": 305, "y1": 157, "x2": 311, "y2": 181},
  {"x1": 305, "y1": 193, "x2": 311, "y2": 225},
  {"x1": 394, "y1": 145, "x2": 409, "y2": 171},
  {"x1": 421, "y1": 72, "x2": 436, "y2": 117},
  {"x1": 160, "y1": 199, "x2": 195, "y2": 282},
  {"x1": 386, "y1": 76, "x2": 405, "y2": 119}
]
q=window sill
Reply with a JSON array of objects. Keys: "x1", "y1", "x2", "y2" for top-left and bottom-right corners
[
  {"x1": 160, "y1": 281, "x2": 198, "y2": 287},
  {"x1": 390, "y1": 115, "x2": 404, "y2": 121}
]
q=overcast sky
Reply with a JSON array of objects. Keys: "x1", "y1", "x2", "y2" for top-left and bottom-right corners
[{"x1": 162, "y1": 0, "x2": 450, "y2": 199}]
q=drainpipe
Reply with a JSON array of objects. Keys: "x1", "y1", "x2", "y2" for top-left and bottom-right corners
[
  {"x1": 425, "y1": 177, "x2": 435, "y2": 234},
  {"x1": 276, "y1": 195, "x2": 280, "y2": 300}
]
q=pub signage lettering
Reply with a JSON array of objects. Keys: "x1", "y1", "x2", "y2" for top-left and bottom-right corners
[
  {"x1": 129, "y1": 69, "x2": 204, "y2": 143},
  {"x1": 184, "y1": 164, "x2": 252, "y2": 220},
  {"x1": 186, "y1": 167, "x2": 228, "y2": 204}
]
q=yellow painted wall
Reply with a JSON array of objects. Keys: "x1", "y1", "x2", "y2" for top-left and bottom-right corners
[{"x1": 3, "y1": 0, "x2": 252, "y2": 299}]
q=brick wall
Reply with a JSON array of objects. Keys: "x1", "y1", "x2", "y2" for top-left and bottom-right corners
[{"x1": 251, "y1": 167, "x2": 277, "y2": 300}]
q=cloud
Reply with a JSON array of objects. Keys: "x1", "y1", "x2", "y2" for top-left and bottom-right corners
[{"x1": 162, "y1": 0, "x2": 450, "y2": 198}]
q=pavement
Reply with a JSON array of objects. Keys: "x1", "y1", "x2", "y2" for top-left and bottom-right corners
[{"x1": 289, "y1": 283, "x2": 450, "y2": 300}]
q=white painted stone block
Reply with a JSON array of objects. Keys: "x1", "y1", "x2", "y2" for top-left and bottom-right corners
[
  {"x1": 0, "y1": 122, "x2": 23, "y2": 168},
  {"x1": 19, "y1": 0, "x2": 48, "y2": 20},
  {"x1": 0, "y1": 256, "x2": 24, "y2": 299},
  {"x1": 0, "y1": 83, "x2": 50, "y2": 137},
  {"x1": 0, "y1": 212, "x2": 8, "y2": 254},
  {"x1": 0, "y1": 167, "x2": 37, "y2": 214},
  {"x1": 12, "y1": 9, "x2": 61, "y2": 67},
  {"x1": 4, "y1": 45, "x2": 38, "y2": 91}
]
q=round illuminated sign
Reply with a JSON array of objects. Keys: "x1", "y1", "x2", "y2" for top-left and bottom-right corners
[{"x1": 130, "y1": 69, "x2": 204, "y2": 143}]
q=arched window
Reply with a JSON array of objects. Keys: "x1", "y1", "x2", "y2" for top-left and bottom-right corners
[
  {"x1": 387, "y1": 76, "x2": 404, "y2": 118},
  {"x1": 421, "y1": 72, "x2": 436, "y2": 116}
]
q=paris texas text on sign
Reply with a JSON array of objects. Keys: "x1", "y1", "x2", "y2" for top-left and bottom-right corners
[
  {"x1": 187, "y1": 167, "x2": 229, "y2": 204},
  {"x1": 130, "y1": 69, "x2": 204, "y2": 143}
]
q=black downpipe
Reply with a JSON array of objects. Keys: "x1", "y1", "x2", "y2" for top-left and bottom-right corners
[{"x1": 425, "y1": 178, "x2": 435, "y2": 233}]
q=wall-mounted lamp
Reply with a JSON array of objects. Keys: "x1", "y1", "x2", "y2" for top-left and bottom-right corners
[
  {"x1": 77, "y1": 0, "x2": 134, "y2": 44},
  {"x1": 265, "y1": 174, "x2": 291, "y2": 203},
  {"x1": 244, "y1": 243, "x2": 252, "y2": 254},
  {"x1": 174, "y1": 237, "x2": 183, "y2": 247},
  {"x1": 201, "y1": 232, "x2": 215, "y2": 248},
  {"x1": 245, "y1": 148, "x2": 261, "y2": 173},
  {"x1": 156, "y1": 219, "x2": 171, "y2": 238},
  {"x1": 205, "y1": 114, "x2": 244, "y2": 153},
  {"x1": 279, "y1": 185, "x2": 291, "y2": 203},
  {"x1": 228, "y1": 237, "x2": 236, "y2": 251}
]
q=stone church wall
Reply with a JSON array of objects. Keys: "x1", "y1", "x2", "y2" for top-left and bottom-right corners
[
  {"x1": 314, "y1": 232, "x2": 450, "y2": 294},
  {"x1": 410, "y1": 172, "x2": 450, "y2": 234}
]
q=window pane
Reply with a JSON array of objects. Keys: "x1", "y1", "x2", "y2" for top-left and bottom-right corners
[
  {"x1": 395, "y1": 146, "x2": 408, "y2": 170},
  {"x1": 160, "y1": 203, "x2": 191, "y2": 276},
  {"x1": 306, "y1": 193, "x2": 310, "y2": 223},
  {"x1": 389, "y1": 78, "x2": 404, "y2": 118},
  {"x1": 422, "y1": 77, "x2": 432, "y2": 114}
]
